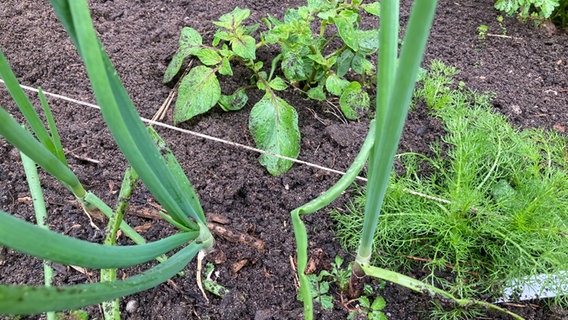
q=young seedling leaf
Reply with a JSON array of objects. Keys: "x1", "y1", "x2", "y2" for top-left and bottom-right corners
[
  {"x1": 231, "y1": 34, "x2": 256, "y2": 60},
  {"x1": 194, "y1": 48, "x2": 222, "y2": 66},
  {"x1": 179, "y1": 27, "x2": 203, "y2": 49},
  {"x1": 163, "y1": 27, "x2": 204, "y2": 83},
  {"x1": 339, "y1": 82, "x2": 369, "y2": 120},
  {"x1": 371, "y1": 296, "x2": 387, "y2": 310},
  {"x1": 336, "y1": 50, "x2": 354, "y2": 77},
  {"x1": 326, "y1": 74, "x2": 350, "y2": 96},
  {"x1": 307, "y1": 84, "x2": 326, "y2": 101},
  {"x1": 282, "y1": 51, "x2": 307, "y2": 82},
  {"x1": 219, "y1": 57, "x2": 233, "y2": 76},
  {"x1": 269, "y1": 77, "x2": 288, "y2": 91},
  {"x1": 174, "y1": 66, "x2": 221, "y2": 124},
  {"x1": 218, "y1": 88, "x2": 248, "y2": 111},
  {"x1": 334, "y1": 15, "x2": 359, "y2": 51},
  {"x1": 248, "y1": 93, "x2": 300, "y2": 175},
  {"x1": 163, "y1": 47, "x2": 198, "y2": 83},
  {"x1": 363, "y1": 2, "x2": 381, "y2": 16},
  {"x1": 213, "y1": 7, "x2": 251, "y2": 30}
]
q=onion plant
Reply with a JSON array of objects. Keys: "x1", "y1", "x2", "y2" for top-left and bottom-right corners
[
  {"x1": 291, "y1": 0, "x2": 522, "y2": 319},
  {"x1": 0, "y1": 0, "x2": 213, "y2": 315}
]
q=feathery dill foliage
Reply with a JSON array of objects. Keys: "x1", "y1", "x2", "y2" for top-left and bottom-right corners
[{"x1": 332, "y1": 62, "x2": 568, "y2": 302}]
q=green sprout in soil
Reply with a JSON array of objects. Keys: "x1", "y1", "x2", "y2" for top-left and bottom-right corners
[
  {"x1": 332, "y1": 61, "x2": 568, "y2": 316},
  {"x1": 164, "y1": 1, "x2": 380, "y2": 175}
]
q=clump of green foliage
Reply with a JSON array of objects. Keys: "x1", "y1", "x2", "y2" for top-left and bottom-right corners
[
  {"x1": 306, "y1": 256, "x2": 388, "y2": 318},
  {"x1": 333, "y1": 61, "x2": 568, "y2": 313},
  {"x1": 164, "y1": 1, "x2": 380, "y2": 175},
  {"x1": 494, "y1": 0, "x2": 568, "y2": 28}
]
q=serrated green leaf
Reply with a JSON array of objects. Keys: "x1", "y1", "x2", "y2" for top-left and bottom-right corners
[
  {"x1": 218, "y1": 88, "x2": 248, "y2": 111},
  {"x1": 370, "y1": 311, "x2": 388, "y2": 320},
  {"x1": 269, "y1": 77, "x2": 288, "y2": 91},
  {"x1": 363, "y1": 2, "x2": 381, "y2": 16},
  {"x1": 307, "y1": 85, "x2": 326, "y2": 101},
  {"x1": 194, "y1": 48, "x2": 222, "y2": 66},
  {"x1": 174, "y1": 66, "x2": 220, "y2": 123},
  {"x1": 371, "y1": 296, "x2": 387, "y2": 311},
  {"x1": 213, "y1": 7, "x2": 251, "y2": 30},
  {"x1": 179, "y1": 27, "x2": 202, "y2": 49},
  {"x1": 359, "y1": 296, "x2": 371, "y2": 308},
  {"x1": 248, "y1": 93, "x2": 300, "y2": 175},
  {"x1": 320, "y1": 295, "x2": 333, "y2": 310},
  {"x1": 336, "y1": 50, "x2": 354, "y2": 77},
  {"x1": 231, "y1": 34, "x2": 256, "y2": 60},
  {"x1": 218, "y1": 57, "x2": 233, "y2": 76},
  {"x1": 325, "y1": 74, "x2": 350, "y2": 96},
  {"x1": 339, "y1": 82, "x2": 369, "y2": 120}
]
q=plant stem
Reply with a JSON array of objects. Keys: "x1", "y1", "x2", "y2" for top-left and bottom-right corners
[
  {"x1": 292, "y1": 121, "x2": 376, "y2": 319},
  {"x1": 361, "y1": 264, "x2": 524, "y2": 320},
  {"x1": 101, "y1": 167, "x2": 139, "y2": 320},
  {"x1": 20, "y1": 152, "x2": 56, "y2": 320}
]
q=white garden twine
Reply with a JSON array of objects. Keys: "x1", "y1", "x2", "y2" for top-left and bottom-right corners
[{"x1": 0, "y1": 79, "x2": 364, "y2": 180}]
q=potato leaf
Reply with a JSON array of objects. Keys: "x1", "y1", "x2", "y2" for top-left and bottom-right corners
[
  {"x1": 213, "y1": 7, "x2": 251, "y2": 30},
  {"x1": 307, "y1": 84, "x2": 326, "y2": 101},
  {"x1": 363, "y1": 2, "x2": 381, "y2": 16},
  {"x1": 231, "y1": 35, "x2": 256, "y2": 60},
  {"x1": 163, "y1": 47, "x2": 198, "y2": 84},
  {"x1": 218, "y1": 57, "x2": 233, "y2": 76},
  {"x1": 218, "y1": 88, "x2": 248, "y2": 111},
  {"x1": 194, "y1": 48, "x2": 222, "y2": 66},
  {"x1": 269, "y1": 77, "x2": 288, "y2": 91},
  {"x1": 249, "y1": 93, "x2": 300, "y2": 175},
  {"x1": 339, "y1": 81, "x2": 369, "y2": 120},
  {"x1": 174, "y1": 66, "x2": 220, "y2": 124},
  {"x1": 179, "y1": 27, "x2": 203, "y2": 49},
  {"x1": 325, "y1": 74, "x2": 350, "y2": 96}
]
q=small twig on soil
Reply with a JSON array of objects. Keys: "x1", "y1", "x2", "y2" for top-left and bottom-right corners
[
  {"x1": 486, "y1": 33, "x2": 522, "y2": 40},
  {"x1": 152, "y1": 61, "x2": 193, "y2": 122},
  {"x1": 65, "y1": 147, "x2": 100, "y2": 164},
  {"x1": 127, "y1": 204, "x2": 266, "y2": 252}
]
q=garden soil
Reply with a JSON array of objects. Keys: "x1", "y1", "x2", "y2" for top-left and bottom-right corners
[{"x1": 0, "y1": 0, "x2": 567, "y2": 319}]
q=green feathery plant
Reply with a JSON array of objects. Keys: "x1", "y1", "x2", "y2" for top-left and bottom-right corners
[
  {"x1": 333, "y1": 61, "x2": 568, "y2": 317},
  {"x1": 291, "y1": 1, "x2": 524, "y2": 319},
  {"x1": 0, "y1": 0, "x2": 213, "y2": 316}
]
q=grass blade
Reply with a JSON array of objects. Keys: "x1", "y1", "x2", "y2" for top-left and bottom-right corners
[
  {"x1": 0, "y1": 107, "x2": 86, "y2": 198},
  {"x1": 20, "y1": 152, "x2": 56, "y2": 320},
  {"x1": 356, "y1": 0, "x2": 438, "y2": 264},
  {"x1": 0, "y1": 211, "x2": 197, "y2": 269},
  {"x1": 0, "y1": 241, "x2": 202, "y2": 315},
  {"x1": 48, "y1": 0, "x2": 206, "y2": 229},
  {"x1": 291, "y1": 121, "x2": 376, "y2": 319},
  {"x1": 0, "y1": 51, "x2": 55, "y2": 153}
]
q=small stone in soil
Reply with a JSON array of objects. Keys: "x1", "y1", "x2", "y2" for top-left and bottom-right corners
[{"x1": 126, "y1": 300, "x2": 138, "y2": 313}]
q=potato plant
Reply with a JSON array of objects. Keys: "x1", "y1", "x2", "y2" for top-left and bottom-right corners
[{"x1": 164, "y1": 0, "x2": 379, "y2": 175}]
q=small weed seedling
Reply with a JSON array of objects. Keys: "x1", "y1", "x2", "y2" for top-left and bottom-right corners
[
  {"x1": 164, "y1": 1, "x2": 380, "y2": 175},
  {"x1": 477, "y1": 24, "x2": 489, "y2": 40}
]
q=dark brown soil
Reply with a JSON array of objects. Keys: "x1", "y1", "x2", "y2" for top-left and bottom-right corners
[{"x1": 1, "y1": 0, "x2": 567, "y2": 319}]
